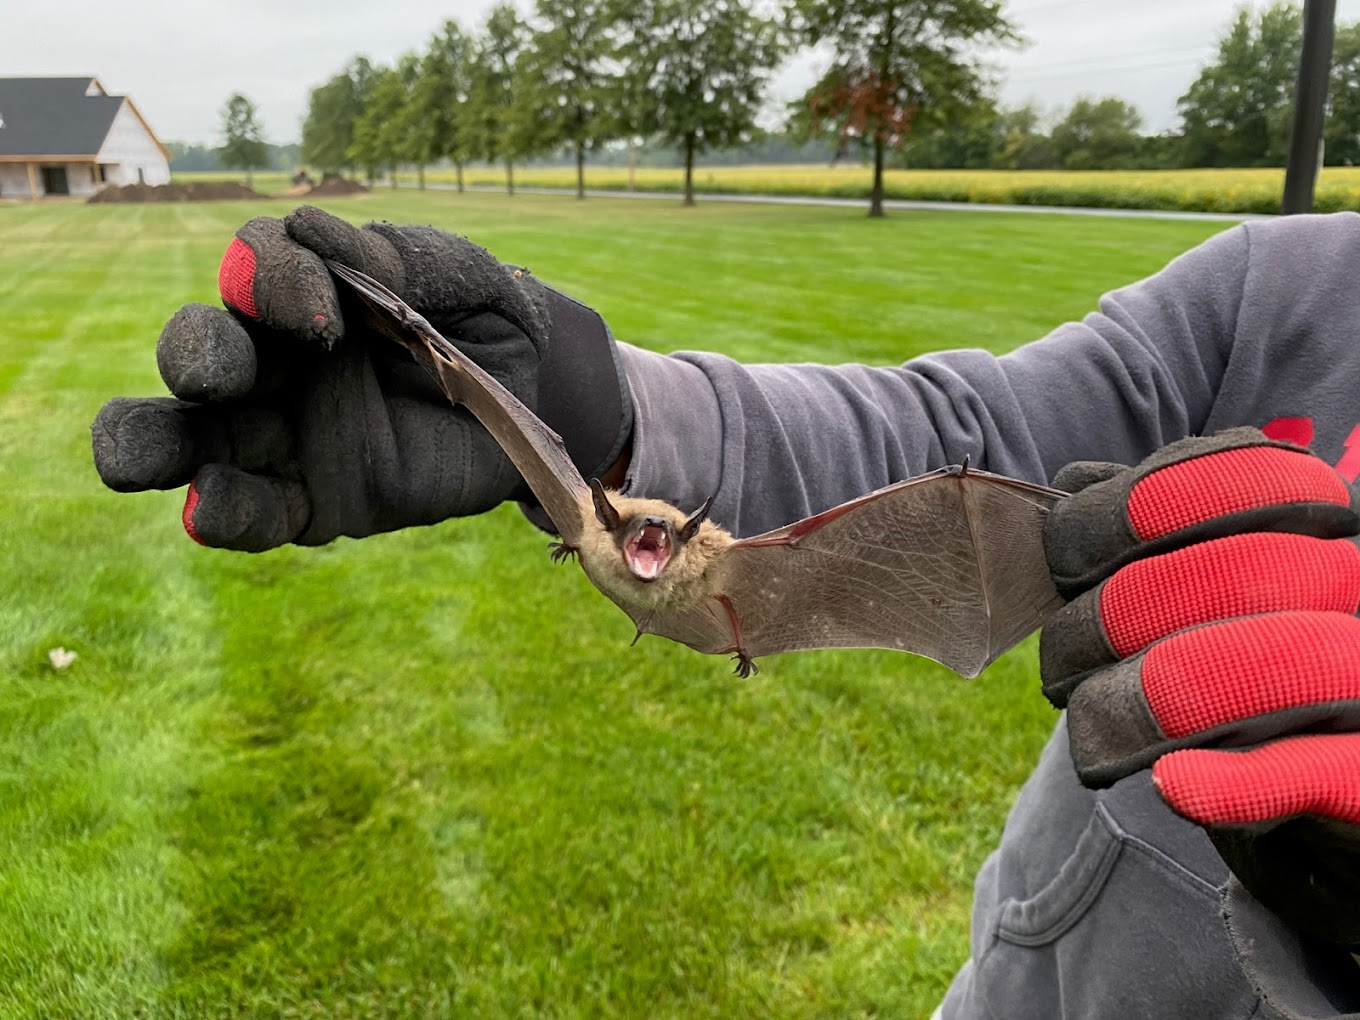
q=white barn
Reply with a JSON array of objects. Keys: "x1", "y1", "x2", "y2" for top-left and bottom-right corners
[{"x1": 0, "y1": 77, "x2": 170, "y2": 199}]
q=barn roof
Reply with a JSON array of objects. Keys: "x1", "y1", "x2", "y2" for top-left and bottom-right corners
[{"x1": 0, "y1": 77, "x2": 166, "y2": 160}]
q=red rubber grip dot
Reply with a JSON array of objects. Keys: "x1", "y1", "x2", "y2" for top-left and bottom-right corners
[
  {"x1": 182, "y1": 480, "x2": 206, "y2": 546},
  {"x1": 218, "y1": 237, "x2": 258, "y2": 318}
]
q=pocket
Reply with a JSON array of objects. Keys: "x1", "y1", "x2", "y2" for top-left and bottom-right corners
[{"x1": 994, "y1": 804, "x2": 1122, "y2": 947}]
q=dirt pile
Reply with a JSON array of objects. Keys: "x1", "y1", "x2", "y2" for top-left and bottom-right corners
[
  {"x1": 89, "y1": 181, "x2": 270, "y2": 203},
  {"x1": 305, "y1": 174, "x2": 370, "y2": 197}
]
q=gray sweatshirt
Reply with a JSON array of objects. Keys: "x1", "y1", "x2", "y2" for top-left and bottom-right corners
[{"x1": 610, "y1": 212, "x2": 1360, "y2": 1019}]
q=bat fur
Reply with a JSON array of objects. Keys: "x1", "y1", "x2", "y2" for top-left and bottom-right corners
[
  {"x1": 325, "y1": 259, "x2": 1067, "y2": 679},
  {"x1": 574, "y1": 490, "x2": 734, "y2": 612}
]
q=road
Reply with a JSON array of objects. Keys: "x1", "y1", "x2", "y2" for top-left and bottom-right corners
[{"x1": 405, "y1": 181, "x2": 1271, "y2": 223}]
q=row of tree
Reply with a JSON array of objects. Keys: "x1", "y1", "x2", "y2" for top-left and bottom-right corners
[
  {"x1": 905, "y1": 3, "x2": 1360, "y2": 171},
  {"x1": 294, "y1": 0, "x2": 1016, "y2": 216},
  {"x1": 210, "y1": 2, "x2": 1360, "y2": 212}
]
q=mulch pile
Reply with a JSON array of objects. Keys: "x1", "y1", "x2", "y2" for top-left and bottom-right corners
[
  {"x1": 305, "y1": 174, "x2": 370, "y2": 197},
  {"x1": 88, "y1": 182, "x2": 269, "y2": 203}
]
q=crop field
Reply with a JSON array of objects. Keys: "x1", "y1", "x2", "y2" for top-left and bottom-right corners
[
  {"x1": 393, "y1": 163, "x2": 1360, "y2": 214},
  {"x1": 0, "y1": 192, "x2": 1229, "y2": 1018},
  {"x1": 179, "y1": 163, "x2": 1360, "y2": 214}
]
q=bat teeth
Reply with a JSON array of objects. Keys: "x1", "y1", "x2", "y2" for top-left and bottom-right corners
[{"x1": 625, "y1": 525, "x2": 672, "y2": 582}]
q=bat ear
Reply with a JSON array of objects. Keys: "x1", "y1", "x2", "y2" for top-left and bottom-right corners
[
  {"x1": 589, "y1": 478, "x2": 622, "y2": 531},
  {"x1": 679, "y1": 496, "x2": 714, "y2": 542}
]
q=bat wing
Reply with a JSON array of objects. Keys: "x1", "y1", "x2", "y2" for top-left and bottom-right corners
[
  {"x1": 326, "y1": 261, "x2": 594, "y2": 548},
  {"x1": 637, "y1": 465, "x2": 1067, "y2": 678}
]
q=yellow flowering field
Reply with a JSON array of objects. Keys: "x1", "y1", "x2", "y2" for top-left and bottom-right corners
[
  {"x1": 405, "y1": 163, "x2": 1360, "y2": 215},
  {"x1": 177, "y1": 164, "x2": 1360, "y2": 214}
]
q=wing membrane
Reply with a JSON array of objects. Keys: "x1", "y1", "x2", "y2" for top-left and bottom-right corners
[{"x1": 641, "y1": 468, "x2": 1066, "y2": 677}]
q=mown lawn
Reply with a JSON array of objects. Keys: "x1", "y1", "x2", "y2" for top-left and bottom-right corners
[{"x1": 0, "y1": 193, "x2": 1229, "y2": 1019}]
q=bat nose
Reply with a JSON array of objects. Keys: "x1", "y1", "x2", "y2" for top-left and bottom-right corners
[{"x1": 642, "y1": 516, "x2": 668, "y2": 529}]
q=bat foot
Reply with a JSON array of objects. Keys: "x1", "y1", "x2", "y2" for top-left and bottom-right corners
[
  {"x1": 548, "y1": 541, "x2": 579, "y2": 564},
  {"x1": 731, "y1": 653, "x2": 759, "y2": 679}
]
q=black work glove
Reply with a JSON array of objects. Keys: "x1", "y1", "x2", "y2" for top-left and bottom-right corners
[
  {"x1": 1040, "y1": 427, "x2": 1360, "y2": 948},
  {"x1": 92, "y1": 205, "x2": 632, "y2": 550}
]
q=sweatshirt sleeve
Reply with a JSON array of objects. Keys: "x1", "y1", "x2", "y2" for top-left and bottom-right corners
[{"x1": 617, "y1": 222, "x2": 1250, "y2": 539}]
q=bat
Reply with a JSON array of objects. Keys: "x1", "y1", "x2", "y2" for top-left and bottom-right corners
[{"x1": 326, "y1": 260, "x2": 1068, "y2": 678}]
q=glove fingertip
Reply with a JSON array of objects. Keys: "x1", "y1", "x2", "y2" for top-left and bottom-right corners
[
  {"x1": 185, "y1": 464, "x2": 310, "y2": 552},
  {"x1": 91, "y1": 397, "x2": 196, "y2": 492},
  {"x1": 285, "y1": 205, "x2": 405, "y2": 299},
  {"x1": 157, "y1": 304, "x2": 257, "y2": 401},
  {"x1": 1050, "y1": 460, "x2": 1126, "y2": 495},
  {"x1": 227, "y1": 216, "x2": 345, "y2": 349}
]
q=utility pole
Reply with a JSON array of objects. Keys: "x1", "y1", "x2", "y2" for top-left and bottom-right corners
[{"x1": 1282, "y1": 0, "x2": 1337, "y2": 214}]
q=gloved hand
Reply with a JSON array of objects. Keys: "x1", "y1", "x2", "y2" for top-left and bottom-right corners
[
  {"x1": 91, "y1": 205, "x2": 632, "y2": 550},
  {"x1": 1041, "y1": 427, "x2": 1360, "y2": 948}
]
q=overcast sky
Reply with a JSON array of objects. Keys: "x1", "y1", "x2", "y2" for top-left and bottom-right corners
[{"x1": 8, "y1": 0, "x2": 1360, "y2": 147}]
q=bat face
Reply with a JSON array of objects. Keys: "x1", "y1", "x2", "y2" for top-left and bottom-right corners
[{"x1": 581, "y1": 487, "x2": 731, "y2": 609}]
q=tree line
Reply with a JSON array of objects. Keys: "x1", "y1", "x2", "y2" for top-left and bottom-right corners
[
  {"x1": 906, "y1": 3, "x2": 1360, "y2": 171},
  {"x1": 294, "y1": 0, "x2": 1015, "y2": 216},
  {"x1": 205, "y1": 1, "x2": 1360, "y2": 216}
]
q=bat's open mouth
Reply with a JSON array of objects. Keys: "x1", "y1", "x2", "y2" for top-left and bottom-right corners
[{"x1": 625, "y1": 524, "x2": 672, "y2": 582}]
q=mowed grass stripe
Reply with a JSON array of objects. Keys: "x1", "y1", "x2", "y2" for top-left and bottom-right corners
[
  {"x1": 0, "y1": 194, "x2": 1227, "y2": 1018},
  {"x1": 0, "y1": 215, "x2": 229, "y2": 1017}
]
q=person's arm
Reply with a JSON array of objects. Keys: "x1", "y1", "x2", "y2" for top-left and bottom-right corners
[{"x1": 614, "y1": 223, "x2": 1251, "y2": 538}]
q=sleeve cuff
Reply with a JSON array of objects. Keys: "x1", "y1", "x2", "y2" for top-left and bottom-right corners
[{"x1": 615, "y1": 344, "x2": 724, "y2": 515}]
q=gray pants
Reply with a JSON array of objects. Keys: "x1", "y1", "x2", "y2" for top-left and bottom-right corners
[{"x1": 935, "y1": 720, "x2": 1262, "y2": 1019}]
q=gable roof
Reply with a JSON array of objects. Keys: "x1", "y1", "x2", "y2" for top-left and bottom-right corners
[{"x1": 0, "y1": 77, "x2": 167, "y2": 160}]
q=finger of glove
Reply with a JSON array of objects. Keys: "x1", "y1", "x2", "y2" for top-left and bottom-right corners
[
  {"x1": 363, "y1": 223, "x2": 550, "y2": 353},
  {"x1": 283, "y1": 205, "x2": 406, "y2": 296},
  {"x1": 156, "y1": 303, "x2": 259, "y2": 401},
  {"x1": 1064, "y1": 611, "x2": 1360, "y2": 787},
  {"x1": 184, "y1": 463, "x2": 310, "y2": 551},
  {"x1": 1040, "y1": 533, "x2": 1360, "y2": 693},
  {"x1": 219, "y1": 215, "x2": 345, "y2": 348},
  {"x1": 1152, "y1": 732, "x2": 1360, "y2": 828},
  {"x1": 1050, "y1": 459, "x2": 1125, "y2": 494},
  {"x1": 92, "y1": 397, "x2": 292, "y2": 492},
  {"x1": 1045, "y1": 427, "x2": 1360, "y2": 600},
  {"x1": 1169, "y1": 739, "x2": 1360, "y2": 948}
]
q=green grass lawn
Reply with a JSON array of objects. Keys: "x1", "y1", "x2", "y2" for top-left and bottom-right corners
[{"x1": 0, "y1": 193, "x2": 1230, "y2": 1019}]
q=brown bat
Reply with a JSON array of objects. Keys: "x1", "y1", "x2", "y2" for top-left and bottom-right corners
[{"x1": 326, "y1": 260, "x2": 1067, "y2": 678}]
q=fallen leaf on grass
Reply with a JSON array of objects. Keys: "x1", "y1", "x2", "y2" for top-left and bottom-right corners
[{"x1": 47, "y1": 648, "x2": 78, "y2": 670}]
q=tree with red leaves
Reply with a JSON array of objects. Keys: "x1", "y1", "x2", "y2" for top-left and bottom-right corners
[{"x1": 791, "y1": 0, "x2": 1020, "y2": 217}]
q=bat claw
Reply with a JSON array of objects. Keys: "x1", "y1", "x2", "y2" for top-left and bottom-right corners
[
  {"x1": 548, "y1": 541, "x2": 579, "y2": 564},
  {"x1": 731, "y1": 653, "x2": 759, "y2": 678}
]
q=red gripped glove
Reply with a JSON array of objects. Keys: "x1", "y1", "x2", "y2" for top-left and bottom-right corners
[{"x1": 1041, "y1": 427, "x2": 1360, "y2": 948}]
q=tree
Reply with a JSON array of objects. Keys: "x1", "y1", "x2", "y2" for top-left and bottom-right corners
[
  {"x1": 898, "y1": 99, "x2": 1002, "y2": 169},
  {"x1": 1050, "y1": 96, "x2": 1143, "y2": 170},
  {"x1": 415, "y1": 20, "x2": 476, "y2": 191},
  {"x1": 1176, "y1": 3, "x2": 1301, "y2": 167},
  {"x1": 466, "y1": 4, "x2": 538, "y2": 194},
  {"x1": 790, "y1": 0, "x2": 1019, "y2": 217},
  {"x1": 642, "y1": 0, "x2": 785, "y2": 206},
  {"x1": 607, "y1": 0, "x2": 663, "y2": 189},
  {"x1": 1327, "y1": 22, "x2": 1360, "y2": 165},
  {"x1": 995, "y1": 102, "x2": 1056, "y2": 169},
  {"x1": 218, "y1": 93, "x2": 268, "y2": 187},
  {"x1": 349, "y1": 65, "x2": 401, "y2": 185},
  {"x1": 302, "y1": 57, "x2": 377, "y2": 176},
  {"x1": 522, "y1": 0, "x2": 618, "y2": 199},
  {"x1": 350, "y1": 56, "x2": 425, "y2": 186}
]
